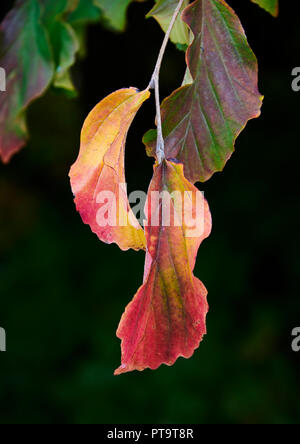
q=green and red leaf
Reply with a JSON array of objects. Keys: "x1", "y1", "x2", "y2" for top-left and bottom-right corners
[
  {"x1": 69, "y1": 88, "x2": 149, "y2": 251},
  {"x1": 0, "y1": 0, "x2": 54, "y2": 163},
  {"x1": 0, "y1": 0, "x2": 87, "y2": 163},
  {"x1": 115, "y1": 159, "x2": 212, "y2": 375},
  {"x1": 250, "y1": 0, "x2": 279, "y2": 17},
  {"x1": 144, "y1": 0, "x2": 263, "y2": 183}
]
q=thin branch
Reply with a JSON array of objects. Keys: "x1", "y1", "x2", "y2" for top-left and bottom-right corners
[{"x1": 148, "y1": 0, "x2": 186, "y2": 164}]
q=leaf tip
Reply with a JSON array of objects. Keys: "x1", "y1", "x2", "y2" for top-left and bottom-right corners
[
  {"x1": 114, "y1": 364, "x2": 129, "y2": 376},
  {"x1": 0, "y1": 139, "x2": 27, "y2": 164}
]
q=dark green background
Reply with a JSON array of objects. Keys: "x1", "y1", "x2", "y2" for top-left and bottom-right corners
[{"x1": 0, "y1": 0, "x2": 299, "y2": 424}]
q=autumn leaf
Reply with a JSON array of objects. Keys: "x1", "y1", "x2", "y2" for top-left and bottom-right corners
[
  {"x1": 0, "y1": 0, "x2": 54, "y2": 163},
  {"x1": 250, "y1": 0, "x2": 279, "y2": 17},
  {"x1": 144, "y1": 0, "x2": 263, "y2": 183},
  {"x1": 147, "y1": 0, "x2": 190, "y2": 48},
  {"x1": 115, "y1": 159, "x2": 212, "y2": 375},
  {"x1": 69, "y1": 88, "x2": 149, "y2": 251}
]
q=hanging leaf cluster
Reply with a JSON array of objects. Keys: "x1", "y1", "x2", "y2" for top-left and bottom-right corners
[
  {"x1": 70, "y1": 0, "x2": 272, "y2": 374},
  {"x1": 0, "y1": 0, "x2": 279, "y2": 374}
]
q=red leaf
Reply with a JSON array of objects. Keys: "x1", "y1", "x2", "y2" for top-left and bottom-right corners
[{"x1": 115, "y1": 159, "x2": 212, "y2": 374}]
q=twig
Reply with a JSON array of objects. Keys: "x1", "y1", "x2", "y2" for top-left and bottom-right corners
[{"x1": 148, "y1": 0, "x2": 186, "y2": 164}]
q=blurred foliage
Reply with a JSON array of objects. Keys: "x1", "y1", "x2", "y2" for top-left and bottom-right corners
[
  {"x1": 0, "y1": 0, "x2": 147, "y2": 163},
  {"x1": 0, "y1": 0, "x2": 299, "y2": 424}
]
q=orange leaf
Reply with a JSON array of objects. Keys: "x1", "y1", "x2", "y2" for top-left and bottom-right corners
[
  {"x1": 69, "y1": 88, "x2": 149, "y2": 251},
  {"x1": 115, "y1": 159, "x2": 212, "y2": 374}
]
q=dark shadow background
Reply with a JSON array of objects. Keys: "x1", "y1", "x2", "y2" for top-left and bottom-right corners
[{"x1": 0, "y1": 0, "x2": 299, "y2": 424}]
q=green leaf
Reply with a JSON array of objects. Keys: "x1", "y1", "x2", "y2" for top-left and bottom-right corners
[
  {"x1": 67, "y1": 0, "x2": 102, "y2": 23},
  {"x1": 144, "y1": 0, "x2": 263, "y2": 183},
  {"x1": 0, "y1": 0, "x2": 54, "y2": 163},
  {"x1": 67, "y1": 0, "x2": 102, "y2": 59},
  {"x1": 67, "y1": 0, "x2": 102, "y2": 62},
  {"x1": 94, "y1": 0, "x2": 145, "y2": 31},
  {"x1": 147, "y1": 0, "x2": 190, "y2": 48},
  {"x1": 41, "y1": 0, "x2": 79, "y2": 93},
  {"x1": 250, "y1": 0, "x2": 279, "y2": 17},
  {"x1": 66, "y1": 0, "x2": 80, "y2": 13}
]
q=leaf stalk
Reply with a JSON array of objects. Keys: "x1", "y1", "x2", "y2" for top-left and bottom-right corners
[{"x1": 148, "y1": 0, "x2": 186, "y2": 164}]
